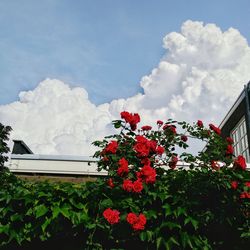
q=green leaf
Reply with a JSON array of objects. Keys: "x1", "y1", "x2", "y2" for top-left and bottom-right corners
[
  {"x1": 41, "y1": 217, "x2": 52, "y2": 232},
  {"x1": 156, "y1": 237, "x2": 164, "y2": 250},
  {"x1": 52, "y1": 206, "x2": 60, "y2": 219},
  {"x1": 35, "y1": 204, "x2": 48, "y2": 218},
  {"x1": 162, "y1": 204, "x2": 171, "y2": 216},
  {"x1": 145, "y1": 210, "x2": 157, "y2": 219},
  {"x1": 60, "y1": 206, "x2": 70, "y2": 219},
  {"x1": 184, "y1": 217, "x2": 199, "y2": 230},
  {"x1": 140, "y1": 231, "x2": 147, "y2": 241},
  {"x1": 100, "y1": 198, "x2": 113, "y2": 209},
  {"x1": 168, "y1": 236, "x2": 180, "y2": 246},
  {"x1": 161, "y1": 221, "x2": 181, "y2": 230}
]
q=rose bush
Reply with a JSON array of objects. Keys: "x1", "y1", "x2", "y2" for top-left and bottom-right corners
[
  {"x1": 0, "y1": 112, "x2": 249, "y2": 249},
  {"x1": 88, "y1": 111, "x2": 250, "y2": 249}
]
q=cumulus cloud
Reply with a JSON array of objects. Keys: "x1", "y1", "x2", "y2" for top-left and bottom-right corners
[
  {"x1": 1, "y1": 20, "x2": 250, "y2": 156},
  {"x1": 0, "y1": 79, "x2": 114, "y2": 156}
]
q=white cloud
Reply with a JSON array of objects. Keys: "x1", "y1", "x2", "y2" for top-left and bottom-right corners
[
  {"x1": 1, "y1": 20, "x2": 250, "y2": 156},
  {"x1": 0, "y1": 79, "x2": 114, "y2": 156}
]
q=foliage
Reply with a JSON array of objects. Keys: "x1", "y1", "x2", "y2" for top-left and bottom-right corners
[
  {"x1": 0, "y1": 123, "x2": 12, "y2": 171},
  {"x1": 0, "y1": 113, "x2": 249, "y2": 249},
  {"x1": 89, "y1": 112, "x2": 250, "y2": 249},
  {"x1": 0, "y1": 171, "x2": 91, "y2": 249}
]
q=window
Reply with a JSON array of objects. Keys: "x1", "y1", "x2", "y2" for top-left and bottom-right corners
[{"x1": 231, "y1": 117, "x2": 250, "y2": 162}]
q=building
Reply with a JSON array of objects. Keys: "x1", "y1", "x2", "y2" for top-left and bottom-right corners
[
  {"x1": 8, "y1": 140, "x2": 107, "y2": 181},
  {"x1": 220, "y1": 81, "x2": 250, "y2": 162},
  {"x1": 7, "y1": 140, "x2": 189, "y2": 179}
]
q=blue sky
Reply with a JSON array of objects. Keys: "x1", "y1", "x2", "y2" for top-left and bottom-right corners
[{"x1": 0, "y1": 0, "x2": 250, "y2": 106}]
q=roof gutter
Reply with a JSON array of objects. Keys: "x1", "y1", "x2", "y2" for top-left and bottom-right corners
[{"x1": 244, "y1": 81, "x2": 250, "y2": 155}]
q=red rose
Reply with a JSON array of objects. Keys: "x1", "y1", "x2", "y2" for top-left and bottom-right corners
[
  {"x1": 141, "y1": 125, "x2": 152, "y2": 131},
  {"x1": 117, "y1": 157, "x2": 129, "y2": 176},
  {"x1": 141, "y1": 158, "x2": 151, "y2": 166},
  {"x1": 136, "y1": 135, "x2": 148, "y2": 143},
  {"x1": 104, "y1": 141, "x2": 118, "y2": 154},
  {"x1": 117, "y1": 166, "x2": 129, "y2": 177},
  {"x1": 126, "y1": 213, "x2": 138, "y2": 225},
  {"x1": 119, "y1": 157, "x2": 128, "y2": 168},
  {"x1": 226, "y1": 137, "x2": 234, "y2": 144},
  {"x1": 163, "y1": 124, "x2": 176, "y2": 134},
  {"x1": 134, "y1": 137, "x2": 151, "y2": 157},
  {"x1": 240, "y1": 192, "x2": 250, "y2": 199},
  {"x1": 245, "y1": 182, "x2": 250, "y2": 187},
  {"x1": 140, "y1": 165, "x2": 156, "y2": 184},
  {"x1": 132, "y1": 179, "x2": 143, "y2": 193},
  {"x1": 134, "y1": 143, "x2": 150, "y2": 158},
  {"x1": 231, "y1": 181, "x2": 238, "y2": 190},
  {"x1": 169, "y1": 155, "x2": 178, "y2": 170},
  {"x1": 226, "y1": 144, "x2": 234, "y2": 155},
  {"x1": 132, "y1": 214, "x2": 147, "y2": 231},
  {"x1": 234, "y1": 155, "x2": 247, "y2": 170},
  {"x1": 129, "y1": 113, "x2": 140, "y2": 130},
  {"x1": 211, "y1": 161, "x2": 220, "y2": 171},
  {"x1": 181, "y1": 135, "x2": 188, "y2": 142},
  {"x1": 126, "y1": 213, "x2": 147, "y2": 231},
  {"x1": 136, "y1": 171, "x2": 143, "y2": 180},
  {"x1": 103, "y1": 208, "x2": 120, "y2": 224},
  {"x1": 157, "y1": 120, "x2": 163, "y2": 126},
  {"x1": 156, "y1": 145, "x2": 164, "y2": 155},
  {"x1": 197, "y1": 120, "x2": 203, "y2": 127},
  {"x1": 148, "y1": 140, "x2": 157, "y2": 152},
  {"x1": 121, "y1": 111, "x2": 131, "y2": 122},
  {"x1": 209, "y1": 124, "x2": 221, "y2": 135},
  {"x1": 120, "y1": 111, "x2": 140, "y2": 131},
  {"x1": 107, "y1": 178, "x2": 115, "y2": 188},
  {"x1": 133, "y1": 221, "x2": 145, "y2": 231},
  {"x1": 122, "y1": 179, "x2": 133, "y2": 192}
]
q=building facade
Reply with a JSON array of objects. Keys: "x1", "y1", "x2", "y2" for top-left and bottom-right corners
[{"x1": 220, "y1": 81, "x2": 250, "y2": 162}]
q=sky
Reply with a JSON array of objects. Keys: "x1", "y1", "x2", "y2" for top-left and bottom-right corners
[{"x1": 0, "y1": 0, "x2": 250, "y2": 156}]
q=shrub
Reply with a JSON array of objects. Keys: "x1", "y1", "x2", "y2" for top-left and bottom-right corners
[
  {"x1": 0, "y1": 113, "x2": 249, "y2": 249},
  {"x1": 0, "y1": 123, "x2": 12, "y2": 171}
]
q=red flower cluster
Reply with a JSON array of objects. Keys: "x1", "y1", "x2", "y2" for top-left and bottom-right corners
[
  {"x1": 209, "y1": 124, "x2": 221, "y2": 135},
  {"x1": 245, "y1": 182, "x2": 250, "y2": 187},
  {"x1": 240, "y1": 192, "x2": 250, "y2": 199},
  {"x1": 233, "y1": 155, "x2": 247, "y2": 170},
  {"x1": 157, "y1": 120, "x2": 163, "y2": 126},
  {"x1": 103, "y1": 208, "x2": 120, "y2": 224},
  {"x1": 117, "y1": 157, "x2": 129, "y2": 176},
  {"x1": 137, "y1": 164, "x2": 156, "y2": 184},
  {"x1": 104, "y1": 141, "x2": 118, "y2": 154},
  {"x1": 141, "y1": 125, "x2": 152, "y2": 131},
  {"x1": 126, "y1": 213, "x2": 147, "y2": 231},
  {"x1": 231, "y1": 181, "x2": 238, "y2": 190},
  {"x1": 226, "y1": 137, "x2": 234, "y2": 144},
  {"x1": 211, "y1": 161, "x2": 220, "y2": 171},
  {"x1": 231, "y1": 180, "x2": 250, "y2": 199},
  {"x1": 197, "y1": 120, "x2": 203, "y2": 127},
  {"x1": 156, "y1": 145, "x2": 165, "y2": 155},
  {"x1": 163, "y1": 124, "x2": 176, "y2": 134},
  {"x1": 134, "y1": 136, "x2": 150, "y2": 157},
  {"x1": 134, "y1": 135, "x2": 164, "y2": 158},
  {"x1": 121, "y1": 111, "x2": 140, "y2": 131},
  {"x1": 181, "y1": 135, "x2": 188, "y2": 142},
  {"x1": 107, "y1": 178, "x2": 115, "y2": 188},
  {"x1": 122, "y1": 179, "x2": 143, "y2": 193},
  {"x1": 226, "y1": 144, "x2": 234, "y2": 155},
  {"x1": 169, "y1": 155, "x2": 178, "y2": 170}
]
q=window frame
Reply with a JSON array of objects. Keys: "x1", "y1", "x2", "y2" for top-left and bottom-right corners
[{"x1": 230, "y1": 116, "x2": 250, "y2": 162}]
